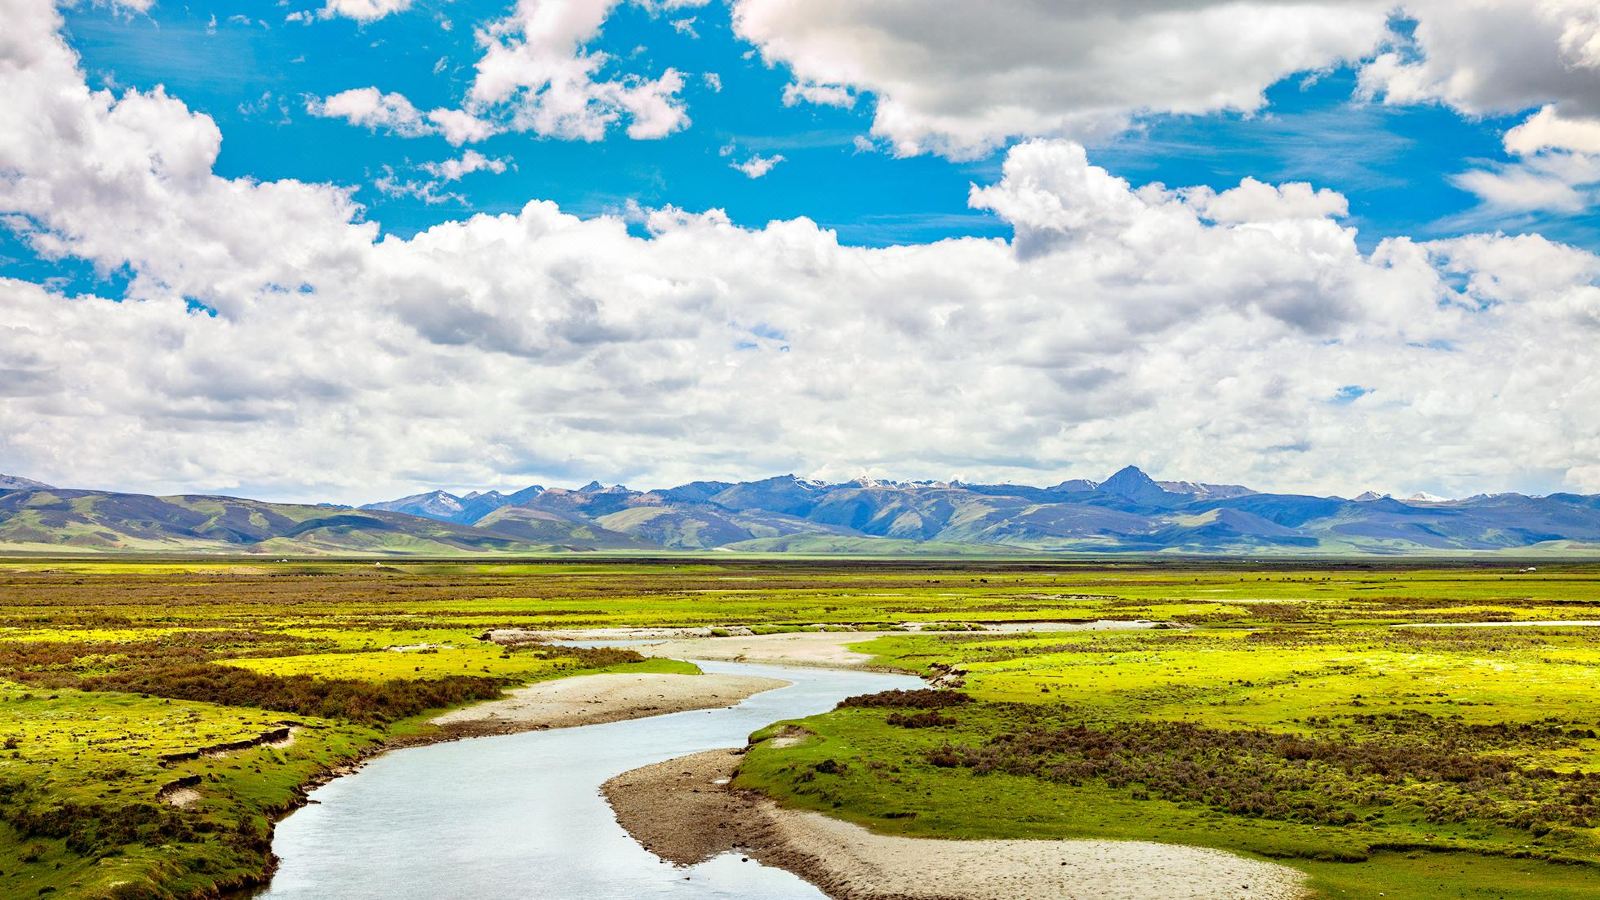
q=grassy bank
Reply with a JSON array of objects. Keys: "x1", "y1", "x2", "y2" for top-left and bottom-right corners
[{"x1": 735, "y1": 587, "x2": 1600, "y2": 897}]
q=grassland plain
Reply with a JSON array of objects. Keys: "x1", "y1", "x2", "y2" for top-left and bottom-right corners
[{"x1": 0, "y1": 558, "x2": 1599, "y2": 898}]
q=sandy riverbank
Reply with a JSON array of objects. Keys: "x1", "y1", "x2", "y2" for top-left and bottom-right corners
[
  {"x1": 604, "y1": 749, "x2": 1309, "y2": 900},
  {"x1": 488, "y1": 627, "x2": 886, "y2": 668},
  {"x1": 429, "y1": 671, "x2": 791, "y2": 737},
  {"x1": 630, "y1": 632, "x2": 881, "y2": 668}
]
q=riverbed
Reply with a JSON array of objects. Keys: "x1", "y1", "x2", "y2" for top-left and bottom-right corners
[{"x1": 260, "y1": 660, "x2": 921, "y2": 899}]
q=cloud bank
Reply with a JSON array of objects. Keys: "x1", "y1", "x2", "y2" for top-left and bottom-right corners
[{"x1": 1, "y1": 0, "x2": 1598, "y2": 502}]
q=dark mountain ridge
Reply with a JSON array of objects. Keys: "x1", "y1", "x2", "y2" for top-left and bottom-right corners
[{"x1": 2, "y1": 468, "x2": 1597, "y2": 556}]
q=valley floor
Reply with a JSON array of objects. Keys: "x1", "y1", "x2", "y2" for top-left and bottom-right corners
[{"x1": 3, "y1": 558, "x2": 1600, "y2": 897}]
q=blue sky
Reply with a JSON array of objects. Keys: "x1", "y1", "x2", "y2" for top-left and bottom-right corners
[
  {"x1": 42, "y1": 0, "x2": 1592, "y2": 268},
  {"x1": 57, "y1": 0, "x2": 1006, "y2": 247}
]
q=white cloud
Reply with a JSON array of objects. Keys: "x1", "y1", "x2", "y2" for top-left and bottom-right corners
[
  {"x1": 1454, "y1": 108, "x2": 1600, "y2": 215},
  {"x1": 730, "y1": 0, "x2": 1600, "y2": 178},
  {"x1": 420, "y1": 149, "x2": 511, "y2": 181},
  {"x1": 307, "y1": 87, "x2": 432, "y2": 136},
  {"x1": 731, "y1": 152, "x2": 784, "y2": 178},
  {"x1": 731, "y1": 0, "x2": 1394, "y2": 158},
  {"x1": 315, "y1": 0, "x2": 696, "y2": 145},
  {"x1": 318, "y1": 0, "x2": 414, "y2": 23},
  {"x1": 306, "y1": 88, "x2": 500, "y2": 145},
  {"x1": 4, "y1": 0, "x2": 1600, "y2": 502},
  {"x1": 375, "y1": 151, "x2": 511, "y2": 205},
  {"x1": 1358, "y1": 1, "x2": 1600, "y2": 118},
  {"x1": 374, "y1": 167, "x2": 465, "y2": 205},
  {"x1": 1182, "y1": 178, "x2": 1350, "y2": 224},
  {"x1": 1506, "y1": 107, "x2": 1600, "y2": 156},
  {"x1": 781, "y1": 80, "x2": 852, "y2": 109},
  {"x1": 425, "y1": 106, "x2": 500, "y2": 144},
  {"x1": 467, "y1": 0, "x2": 692, "y2": 141},
  {"x1": 1451, "y1": 156, "x2": 1598, "y2": 214},
  {"x1": 1356, "y1": 2, "x2": 1600, "y2": 216}
]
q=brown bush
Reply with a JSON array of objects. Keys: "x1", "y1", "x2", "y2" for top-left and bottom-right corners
[
  {"x1": 838, "y1": 689, "x2": 972, "y2": 710},
  {"x1": 82, "y1": 664, "x2": 505, "y2": 724},
  {"x1": 928, "y1": 712, "x2": 1600, "y2": 832}
]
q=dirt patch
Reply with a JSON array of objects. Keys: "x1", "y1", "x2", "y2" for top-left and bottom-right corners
[
  {"x1": 604, "y1": 750, "x2": 1309, "y2": 900},
  {"x1": 429, "y1": 671, "x2": 790, "y2": 736},
  {"x1": 160, "y1": 725, "x2": 298, "y2": 765},
  {"x1": 162, "y1": 788, "x2": 200, "y2": 808},
  {"x1": 766, "y1": 724, "x2": 815, "y2": 749},
  {"x1": 157, "y1": 775, "x2": 202, "y2": 808}
]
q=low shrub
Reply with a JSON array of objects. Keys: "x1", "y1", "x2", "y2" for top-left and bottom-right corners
[{"x1": 838, "y1": 689, "x2": 972, "y2": 710}]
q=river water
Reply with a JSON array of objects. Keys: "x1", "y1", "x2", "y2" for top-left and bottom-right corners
[{"x1": 261, "y1": 660, "x2": 921, "y2": 899}]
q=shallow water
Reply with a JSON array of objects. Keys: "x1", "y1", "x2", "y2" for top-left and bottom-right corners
[{"x1": 261, "y1": 660, "x2": 921, "y2": 899}]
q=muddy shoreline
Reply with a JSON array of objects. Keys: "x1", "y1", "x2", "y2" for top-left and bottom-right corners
[{"x1": 428, "y1": 671, "x2": 791, "y2": 736}]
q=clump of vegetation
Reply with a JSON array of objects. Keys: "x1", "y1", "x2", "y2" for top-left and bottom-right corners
[
  {"x1": 886, "y1": 710, "x2": 956, "y2": 728},
  {"x1": 838, "y1": 689, "x2": 972, "y2": 709},
  {"x1": 929, "y1": 711, "x2": 1600, "y2": 831},
  {"x1": 0, "y1": 782, "x2": 203, "y2": 857},
  {"x1": 511, "y1": 643, "x2": 647, "y2": 670},
  {"x1": 83, "y1": 665, "x2": 507, "y2": 724}
]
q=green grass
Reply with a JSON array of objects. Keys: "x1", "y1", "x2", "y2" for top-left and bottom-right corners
[
  {"x1": 1300, "y1": 853, "x2": 1600, "y2": 899},
  {"x1": 739, "y1": 620, "x2": 1600, "y2": 897}
]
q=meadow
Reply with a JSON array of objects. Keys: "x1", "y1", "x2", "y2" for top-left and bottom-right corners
[{"x1": 0, "y1": 557, "x2": 1598, "y2": 897}]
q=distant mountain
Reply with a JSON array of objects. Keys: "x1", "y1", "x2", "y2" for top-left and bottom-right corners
[
  {"x1": 0, "y1": 487, "x2": 576, "y2": 554},
  {"x1": 1156, "y1": 479, "x2": 1256, "y2": 500},
  {"x1": 362, "y1": 490, "x2": 468, "y2": 521},
  {"x1": 2, "y1": 467, "x2": 1598, "y2": 556},
  {"x1": 1099, "y1": 465, "x2": 1187, "y2": 507}
]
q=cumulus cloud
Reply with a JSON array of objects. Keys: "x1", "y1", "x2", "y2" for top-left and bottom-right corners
[
  {"x1": 313, "y1": 0, "x2": 697, "y2": 145},
  {"x1": 1451, "y1": 155, "x2": 1599, "y2": 214},
  {"x1": 1355, "y1": 1, "x2": 1600, "y2": 214},
  {"x1": 3, "y1": 0, "x2": 1600, "y2": 501},
  {"x1": 732, "y1": 0, "x2": 1394, "y2": 158},
  {"x1": 1506, "y1": 107, "x2": 1600, "y2": 156},
  {"x1": 731, "y1": 0, "x2": 1600, "y2": 176},
  {"x1": 730, "y1": 152, "x2": 784, "y2": 178},
  {"x1": 375, "y1": 150, "x2": 512, "y2": 204},
  {"x1": 317, "y1": 0, "x2": 414, "y2": 23},
  {"x1": 420, "y1": 149, "x2": 511, "y2": 181},
  {"x1": 467, "y1": 0, "x2": 693, "y2": 140},
  {"x1": 781, "y1": 80, "x2": 853, "y2": 109},
  {"x1": 1182, "y1": 179, "x2": 1350, "y2": 224},
  {"x1": 1358, "y1": 1, "x2": 1600, "y2": 119},
  {"x1": 1454, "y1": 110, "x2": 1600, "y2": 215},
  {"x1": 307, "y1": 87, "x2": 499, "y2": 145}
]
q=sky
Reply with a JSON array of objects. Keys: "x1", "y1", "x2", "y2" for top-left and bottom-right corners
[{"x1": 1, "y1": 0, "x2": 1598, "y2": 504}]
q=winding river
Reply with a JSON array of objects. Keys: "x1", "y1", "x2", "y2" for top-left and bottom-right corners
[{"x1": 261, "y1": 660, "x2": 921, "y2": 899}]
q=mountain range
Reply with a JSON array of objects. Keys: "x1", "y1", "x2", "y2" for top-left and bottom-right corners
[{"x1": 1, "y1": 467, "x2": 1597, "y2": 556}]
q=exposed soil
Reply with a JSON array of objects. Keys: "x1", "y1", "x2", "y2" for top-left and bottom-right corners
[
  {"x1": 428, "y1": 671, "x2": 790, "y2": 737},
  {"x1": 630, "y1": 632, "x2": 882, "y2": 668}
]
